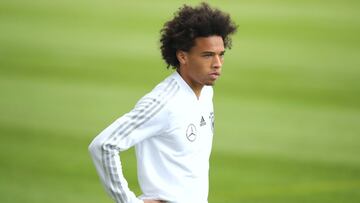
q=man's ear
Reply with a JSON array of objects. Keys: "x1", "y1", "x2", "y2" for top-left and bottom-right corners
[{"x1": 176, "y1": 50, "x2": 187, "y2": 65}]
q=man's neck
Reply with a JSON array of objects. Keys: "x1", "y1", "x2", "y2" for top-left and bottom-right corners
[{"x1": 176, "y1": 69, "x2": 203, "y2": 99}]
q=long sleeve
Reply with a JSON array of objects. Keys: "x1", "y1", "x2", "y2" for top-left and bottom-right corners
[{"x1": 88, "y1": 93, "x2": 170, "y2": 203}]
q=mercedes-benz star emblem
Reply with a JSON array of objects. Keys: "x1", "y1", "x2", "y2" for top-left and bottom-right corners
[{"x1": 186, "y1": 124, "x2": 197, "y2": 142}]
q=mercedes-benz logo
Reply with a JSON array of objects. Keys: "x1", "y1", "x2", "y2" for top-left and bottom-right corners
[{"x1": 186, "y1": 124, "x2": 197, "y2": 142}]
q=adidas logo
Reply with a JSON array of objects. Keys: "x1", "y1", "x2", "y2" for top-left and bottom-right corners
[{"x1": 200, "y1": 116, "x2": 206, "y2": 127}]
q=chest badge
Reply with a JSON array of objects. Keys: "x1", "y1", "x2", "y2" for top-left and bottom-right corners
[
  {"x1": 209, "y1": 112, "x2": 215, "y2": 133},
  {"x1": 186, "y1": 124, "x2": 197, "y2": 142}
]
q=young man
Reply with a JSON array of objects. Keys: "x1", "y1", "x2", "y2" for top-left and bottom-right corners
[{"x1": 88, "y1": 3, "x2": 237, "y2": 203}]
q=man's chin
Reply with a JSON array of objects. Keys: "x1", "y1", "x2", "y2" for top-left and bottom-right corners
[{"x1": 205, "y1": 81, "x2": 216, "y2": 86}]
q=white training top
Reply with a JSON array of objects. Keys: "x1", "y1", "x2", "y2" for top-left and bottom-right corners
[{"x1": 89, "y1": 71, "x2": 215, "y2": 203}]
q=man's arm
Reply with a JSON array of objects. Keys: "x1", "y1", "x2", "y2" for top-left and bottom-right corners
[
  {"x1": 88, "y1": 115, "x2": 144, "y2": 203},
  {"x1": 88, "y1": 94, "x2": 169, "y2": 203}
]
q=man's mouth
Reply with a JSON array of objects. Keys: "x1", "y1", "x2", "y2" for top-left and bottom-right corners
[{"x1": 209, "y1": 72, "x2": 220, "y2": 80}]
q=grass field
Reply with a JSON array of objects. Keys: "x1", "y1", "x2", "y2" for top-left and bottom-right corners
[{"x1": 1, "y1": 0, "x2": 360, "y2": 202}]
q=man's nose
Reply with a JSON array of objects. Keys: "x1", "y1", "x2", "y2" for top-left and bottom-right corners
[{"x1": 212, "y1": 55, "x2": 223, "y2": 69}]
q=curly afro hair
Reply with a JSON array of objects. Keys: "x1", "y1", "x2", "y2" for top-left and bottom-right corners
[{"x1": 160, "y1": 2, "x2": 237, "y2": 69}]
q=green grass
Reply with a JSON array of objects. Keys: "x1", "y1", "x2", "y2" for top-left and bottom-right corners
[{"x1": 1, "y1": 0, "x2": 360, "y2": 202}]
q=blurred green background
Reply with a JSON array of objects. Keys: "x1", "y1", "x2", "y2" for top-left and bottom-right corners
[{"x1": 1, "y1": 0, "x2": 360, "y2": 202}]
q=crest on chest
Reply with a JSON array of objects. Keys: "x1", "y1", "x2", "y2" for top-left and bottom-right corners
[{"x1": 209, "y1": 112, "x2": 215, "y2": 133}]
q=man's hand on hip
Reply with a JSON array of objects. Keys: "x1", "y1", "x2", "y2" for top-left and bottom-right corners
[{"x1": 143, "y1": 200, "x2": 166, "y2": 203}]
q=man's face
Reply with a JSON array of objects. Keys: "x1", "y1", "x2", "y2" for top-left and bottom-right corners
[{"x1": 178, "y1": 35, "x2": 225, "y2": 88}]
